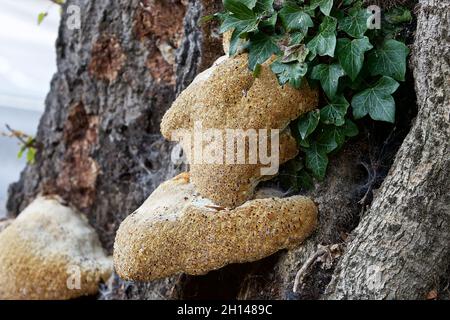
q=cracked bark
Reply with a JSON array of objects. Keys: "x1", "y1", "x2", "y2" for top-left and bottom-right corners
[{"x1": 324, "y1": 0, "x2": 450, "y2": 299}]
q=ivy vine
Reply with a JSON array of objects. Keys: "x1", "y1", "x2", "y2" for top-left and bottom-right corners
[{"x1": 212, "y1": 0, "x2": 411, "y2": 189}]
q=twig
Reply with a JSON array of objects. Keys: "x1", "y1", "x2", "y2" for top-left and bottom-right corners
[{"x1": 293, "y1": 245, "x2": 328, "y2": 293}]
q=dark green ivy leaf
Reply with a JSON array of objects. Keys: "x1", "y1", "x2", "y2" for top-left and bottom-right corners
[
  {"x1": 290, "y1": 31, "x2": 306, "y2": 45},
  {"x1": 352, "y1": 76, "x2": 400, "y2": 123},
  {"x1": 271, "y1": 61, "x2": 308, "y2": 88},
  {"x1": 310, "y1": 0, "x2": 334, "y2": 16},
  {"x1": 304, "y1": 143, "x2": 329, "y2": 180},
  {"x1": 367, "y1": 39, "x2": 410, "y2": 81},
  {"x1": 336, "y1": 36, "x2": 373, "y2": 81},
  {"x1": 279, "y1": 3, "x2": 314, "y2": 33},
  {"x1": 248, "y1": 32, "x2": 281, "y2": 70},
  {"x1": 307, "y1": 16, "x2": 337, "y2": 58},
  {"x1": 338, "y1": 7, "x2": 370, "y2": 38},
  {"x1": 311, "y1": 63, "x2": 345, "y2": 100},
  {"x1": 228, "y1": 29, "x2": 249, "y2": 56},
  {"x1": 316, "y1": 118, "x2": 359, "y2": 153},
  {"x1": 224, "y1": 0, "x2": 256, "y2": 13},
  {"x1": 219, "y1": 13, "x2": 259, "y2": 34},
  {"x1": 255, "y1": 0, "x2": 274, "y2": 13},
  {"x1": 320, "y1": 95, "x2": 350, "y2": 126},
  {"x1": 298, "y1": 110, "x2": 320, "y2": 140}
]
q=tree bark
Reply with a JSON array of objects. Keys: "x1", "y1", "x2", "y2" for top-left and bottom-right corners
[
  {"x1": 324, "y1": 0, "x2": 450, "y2": 299},
  {"x1": 7, "y1": 0, "x2": 224, "y2": 300}
]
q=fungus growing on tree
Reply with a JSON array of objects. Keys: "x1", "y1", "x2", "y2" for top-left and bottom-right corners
[
  {"x1": 114, "y1": 173, "x2": 317, "y2": 281},
  {"x1": 0, "y1": 196, "x2": 112, "y2": 300},
  {"x1": 161, "y1": 54, "x2": 318, "y2": 208}
]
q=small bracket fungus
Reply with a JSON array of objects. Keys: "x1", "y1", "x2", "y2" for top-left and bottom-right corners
[
  {"x1": 161, "y1": 54, "x2": 318, "y2": 208},
  {"x1": 114, "y1": 173, "x2": 317, "y2": 281},
  {"x1": 0, "y1": 196, "x2": 112, "y2": 300}
]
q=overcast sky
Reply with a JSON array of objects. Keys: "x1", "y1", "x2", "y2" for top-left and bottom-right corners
[{"x1": 0, "y1": 0, "x2": 60, "y2": 217}]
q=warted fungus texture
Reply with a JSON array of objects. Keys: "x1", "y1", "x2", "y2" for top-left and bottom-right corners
[
  {"x1": 114, "y1": 173, "x2": 317, "y2": 281},
  {"x1": 161, "y1": 54, "x2": 318, "y2": 208}
]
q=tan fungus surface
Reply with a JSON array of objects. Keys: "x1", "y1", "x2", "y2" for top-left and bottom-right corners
[
  {"x1": 114, "y1": 173, "x2": 317, "y2": 281},
  {"x1": 0, "y1": 196, "x2": 112, "y2": 300},
  {"x1": 161, "y1": 54, "x2": 318, "y2": 207}
]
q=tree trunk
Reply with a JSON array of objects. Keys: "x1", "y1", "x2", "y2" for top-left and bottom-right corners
[
  {"x1": 6, "y1": 0, "x2": 449, "y2": 300},
  {"x1": 7, "y1": 0, "x2": 224, "y2": 300},
  {"x1": 324, "y1": 0, "x2": 450, "y2": 299}
]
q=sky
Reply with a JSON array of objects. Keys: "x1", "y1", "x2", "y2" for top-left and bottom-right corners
[{"x1": 0, "y1": 0, "x2": 60, "y2": 217}]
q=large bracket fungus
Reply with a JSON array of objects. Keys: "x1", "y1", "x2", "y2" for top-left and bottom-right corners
[
  {"x1": 161, "y1": 53, "x2": 318, "y2": 208},
  {"x1": 114, "y1": 40, "x2": 320, "y2": 281},
  {"x1": 0, "y1": 197, "x2": 112, "y2": 300},
  {"x1": 114, "y1": 173, "x2": 317, "y2": 281}
]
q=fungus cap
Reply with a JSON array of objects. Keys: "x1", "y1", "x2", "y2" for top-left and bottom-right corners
[
  {"x1": 161, "y1": 54, "x2": 318, "y2": 208},
  {"x1": 0, "y1": 196, "x2": 112, "y2": 300},
  {"x1": 114, "y1": 173, "x2": 317, "y2": 281}
]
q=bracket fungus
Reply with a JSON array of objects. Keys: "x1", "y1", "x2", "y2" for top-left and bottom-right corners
[
  {"x1": 114, "y1": 173, "x2": 317, "y2": 281},
  {"x1": 0, "y1": 196, "x2": 112, "y2": 300},
  {"x1": 161, "y1": 54, "x2": 318, "y2": 208}
]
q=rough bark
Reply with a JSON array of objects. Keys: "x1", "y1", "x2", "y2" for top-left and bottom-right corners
[
  {"x1": 7, "y1": 0, "x2": 223, "y2": 300},
  {"x1": 324, "y1": 0, "x2": 450, "y2": 299}
]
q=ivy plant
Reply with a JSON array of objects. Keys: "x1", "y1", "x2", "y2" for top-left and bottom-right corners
[{"x1": 213, "y1": 0, "x2": 411, "y2": 189}]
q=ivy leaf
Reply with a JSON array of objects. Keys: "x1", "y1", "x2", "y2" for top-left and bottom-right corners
[
  {"x1": 311, "y1": 63, "x2": 345, "y2": 100},
  {"x1": 336, "y1": 36, "x2": 373, "y2": 81},
  {"x1": 317, "y1": 130, "x2": 339, "y2": 153},
  {"x1": 281, "y1": 44, "x2": 309, "y2": 63},
  {"x1": 310, "y1": 0, "x2": 334, "y2": 16},
  {"x1": 248, "y1": 32, "x2": 281, "y2": 70},
  {"x1": 224, "y1": 0, "x2": 256, "y2": 14},
  {"x1": 307, "y1": 16, "x2": 337, "y2": 58},
  {"x1": 219, "y1": 14, "x2": 259, "y2": 34},
  {"x1": 37, "y1": 12, "x2": 48, "y2": 25},
  {"x1": 279, "y1": 3, "x2": 314, "y2": 33},
  {"x1": 260, "y1": 12, "x2": 278, "y2": 29},
  {"x1": 290, "y1": 31, "x2": 305, "y2": 45},
  {"x1": 298, "y1": 110, "x2": 320, "y2": 140},
  {"x1": 255, "y1": 0, "x2": 274, "y2": 13},
  {"x1": 320, "y1": 95, "x2": 349, "y2": 126},
  {"x1": 228, "y1": 29, "x2": 248, "y2": 56},
  {"x1": 385, "y1": 6, "x2": 412, "y2": 24},
  {"x1": 352, "y1": 76, "x2": 400, "y2": 123},
  {"x1": 367, "y1": 39, "x2": 410, "y2": 81},
  {"x1": 271, "y1": 61, "x2": 308, "y2": 88},
  {"x1": 304, "y1": 143, "x2": 329, "y2": 180},
  {"x1": 317, "y1": 118, "x2": 358, "y2": 153},
  {"x1": 338, "y1": 7, "x2": 370, "y2": 38},
  {"x1": 341, "y1": 118, "x2": 359, "y2": 137}
]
